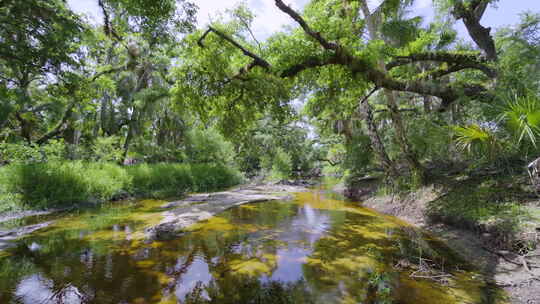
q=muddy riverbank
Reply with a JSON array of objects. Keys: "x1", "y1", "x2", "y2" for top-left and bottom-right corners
[{"x1": 341, "y1": 182, "x2": 540, "y2": 304}]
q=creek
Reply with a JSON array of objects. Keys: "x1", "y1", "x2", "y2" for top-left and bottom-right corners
[{"x1": 0, "y1": 188, "x2": 505, "y2": 303}]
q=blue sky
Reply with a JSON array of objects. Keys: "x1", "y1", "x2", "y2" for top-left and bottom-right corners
[{"x1": 67, "y1": 0, "x2": 539, "y2": 40}]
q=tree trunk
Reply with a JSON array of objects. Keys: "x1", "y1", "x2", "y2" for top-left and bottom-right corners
[
  {"x1": 359, "y1": 98, "x2": 399, "y2": 177},
  {"x1": 360, "y1": 0, "x2": 426, "y2": 184},
  {"x1": 385, "y1": 91, "x2": 426, "y2": 183},
  {"x1": 122, "y1": 113, "x2": 136, "y2": 164},
  {"x1": 423, "y1": 96, "x2": 431, "y2": 113}
]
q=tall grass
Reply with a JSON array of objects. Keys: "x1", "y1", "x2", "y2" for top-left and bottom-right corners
[
  {"x1": 126, "y1": 163, "x2": 242, "y2": 197},
  {"x1": 0, "y1": 162, "x2": 243, "y2": 211}
]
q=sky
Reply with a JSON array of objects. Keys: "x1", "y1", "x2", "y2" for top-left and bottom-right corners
[{"x1": 67, "y1": 0, "x2": 538, "y2": 40}]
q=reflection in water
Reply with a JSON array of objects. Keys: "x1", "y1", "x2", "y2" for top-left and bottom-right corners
[
  {"x1": 268, "y1": 247, "x2": 309, "y2": 283},
  {"x1": 0, "y1": 192, "x2": 506, "y2": 303},
  {"x1": 175, "y1": 256, "x2": 212, "y2": 301},
  {"x1": 15, "y1": 274, "x2": 83, "y2": 304}
]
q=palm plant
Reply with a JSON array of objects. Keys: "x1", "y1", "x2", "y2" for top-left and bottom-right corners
[
  {"x1": 453, "y1": 123, "x2": 501, "y2": 160},
  {"x1": 499, "y1": 92, "x2": 540, "y2": 148}
]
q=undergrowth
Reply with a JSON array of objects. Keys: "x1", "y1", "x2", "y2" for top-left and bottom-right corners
[
  {"x1": 0, "y1": 162, "x2": 243, "y2": 212},
  {"x1": 426, "y1": 175, "x2": 534, "y2": 248}
]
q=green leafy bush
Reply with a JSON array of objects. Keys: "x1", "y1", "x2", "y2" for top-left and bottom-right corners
[
  {"x1": 0, "y1": 140, "x2": 66, "y2": 164},
  {"x1": 453, "y1": 123, "x2": 502, "y2": 161},
  {"x1": 270, "y1": 148, "x2": 292, "y2": 180},
  {"x1": 127, "y1": 163, "x2": 242, "y2": 197},
  {"x1": 92, "y1": 136, "x2": 124, "y2": 162},
  {"x1": 500, "y1": 92, "x2": 540, "y2": 148},
  {"x1": 185, "y1": 128, "x2": 236, "y2": 165},
  {"x1": 126, "y1": 163, "x2": 194, "y2": 197},
  {"x1": 0, "y1": 161, "x2": 130, "y2": 209}
]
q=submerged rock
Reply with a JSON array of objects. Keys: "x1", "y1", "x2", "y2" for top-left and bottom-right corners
[
  {"x1": 145, "y1": 184, "x2": 305, "y2": 240},
  {"x1": 0, "y1": 221, "x2": 54, "y2": 250}
]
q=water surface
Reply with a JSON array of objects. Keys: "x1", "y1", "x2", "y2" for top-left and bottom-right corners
[{"x1": 0, "y1": 191, "x2": 505, "y2": 303}]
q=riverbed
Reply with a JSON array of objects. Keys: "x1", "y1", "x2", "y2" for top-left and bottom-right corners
[{"x1": 0, "y1": 189, "x2": 506, "y2": 303}]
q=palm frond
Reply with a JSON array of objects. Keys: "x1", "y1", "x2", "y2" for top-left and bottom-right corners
[{"x1": 499, "y1": 91, "x2": 540, "y2": 147}]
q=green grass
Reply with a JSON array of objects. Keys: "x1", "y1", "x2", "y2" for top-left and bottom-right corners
[{"x1": 0, "y1": 161, "x2": 243, "y2": 212}]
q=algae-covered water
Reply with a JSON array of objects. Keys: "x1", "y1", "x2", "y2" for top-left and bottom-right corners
[{"x1": 0, "y1": 190, "x2": 506, "y2": 303}]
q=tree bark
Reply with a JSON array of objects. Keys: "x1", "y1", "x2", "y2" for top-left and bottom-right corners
[
  {"x1": 453, "y1": 0, "x2": 497, "y2": 61},
  {"x1": 359, "y1": 97, "x2": 398, "y2": 178}
]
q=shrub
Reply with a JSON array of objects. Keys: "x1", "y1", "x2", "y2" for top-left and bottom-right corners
[
  {"x1": 185, "y1": 128, "x2": 236, "y2": 166},
  {"x1": 126, "y1": 163, "x2": 194, "y2": 197},
  {"x1": 91, "y1": 136, "x2": 124, "y2": 162},
  {"x1": 270, "y1": 148, "x2": 292, "y2": 180},
  {"x1": 0, "y1": 140, "x2": 66, "y2": 164}
]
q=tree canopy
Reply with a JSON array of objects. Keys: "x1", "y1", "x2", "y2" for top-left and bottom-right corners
[{"x1": 0, "y1": 0, "x2": 539, "y2": 185}]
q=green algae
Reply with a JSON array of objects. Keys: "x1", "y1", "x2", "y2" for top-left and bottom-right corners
[{"x1": 0, "y1": 191, "x2": 508, "y2": 304}]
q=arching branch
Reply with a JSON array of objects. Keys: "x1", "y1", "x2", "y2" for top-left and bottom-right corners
[
  {"x1": 198, "y1": 0, "x2": 494, "y2": 111},
  {"x1": 387, "y1": 51, "x2": 497, "y2": 78},
  {"x1": 273, "y1": 0, "x2": 492, "y2": 110},
  {"x1": 198, "y1": 26, "x2": 270, "y2": 70},
  {"x1": 280, "y1": 56, "x2": 340, "y2": 77}
]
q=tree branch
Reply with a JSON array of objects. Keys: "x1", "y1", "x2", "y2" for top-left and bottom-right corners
[
  {"x1": 36, "y1": 102, "x2": 76, "y2": 145},
  {"x1": 272, "y1": 1, "x2": 490, "y2": 108},
  {"x1": 274, "y1": 0, "x2": 338, "y2": 50},
  {"x1": 98, "y1": 0, "x2": 124, "y2": 43},
  {"x1": 452, "y1": 0, "x2": 497, "y2": 60},
  {"x1": 92, "y1": 66, "x2": 125, "y2": 81},
  {"x1": 280, "y1": 56, "x2": 340, "y2": 77},
  {"x1": 198, "y1": 1, "x2": 494, "y2": 111},
  {"x1": 318, "y1": 158, "x2": 341, "y2": 166},
  {"x1": 198, "y1": 26, "x2": 270, "y2": 70},
  {"x1": 387, "y1": 51, "x2": 497, "y2": 78}
]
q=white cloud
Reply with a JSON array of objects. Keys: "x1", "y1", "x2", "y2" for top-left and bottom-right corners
[{"x1": 67, "y1": 0, "x2": 102, "y2": 24}]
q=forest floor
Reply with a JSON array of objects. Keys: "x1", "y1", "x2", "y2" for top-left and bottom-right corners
[{"x1": 346, "y1": 172, "x2": 540, "y2": 304}]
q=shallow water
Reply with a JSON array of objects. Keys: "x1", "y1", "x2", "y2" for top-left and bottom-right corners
[{"x1": 0, "y1": 190, "x2": 506, "y2": 303}]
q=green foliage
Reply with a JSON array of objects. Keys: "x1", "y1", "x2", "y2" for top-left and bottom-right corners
[
  {"x1": 126, "y1": 163, "x2": 192, "y2": 197},
  {"x1": 408, "y1": 118, "x2": 454, "y2": 162},
  {"x1": 427, "y1": 177, "x2": 530, "y2": 244},
  {"x1": 343, "y1": 133, "x2": 373, "y2": 176},
  {"x1": 0, "y1": 161, "x2": 131, "y2": 209},
  {"x1": 500, "y1": 92, "x2": 540, "y2": 148},
  {"x1": 0, "y1": 0, "x2": 85, "y2": 77},
  {"x1": 0, "y1": 140, "x2": 66, "y2": 164},
  {"x1": 366, "y1": 271, "x2": 394, "y2": 304},
  {"x1": 91, "y1": 136, "x2": 124, "y2": 162},
  {"x1": 0, "y1": 162, "x2": 242, "y2": 210},
  {"x1": 126, "y1": 163, "x2": 242, "y2": 197},
  {"x1": 453, "y1": 123, "x2": 501, "y2": 160},
  {"x1": 127, "y1": 164, "x2": 242, "y2": 197},
  {"x1": 185, "y1": 128, "x2": 236, "y2": 166},
  {"x1": 270, "y1": 148, "x2": 293, "y2": 180},
  {"x1": 103, "y1": 0, "x2": 197, "y2": 42}
]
